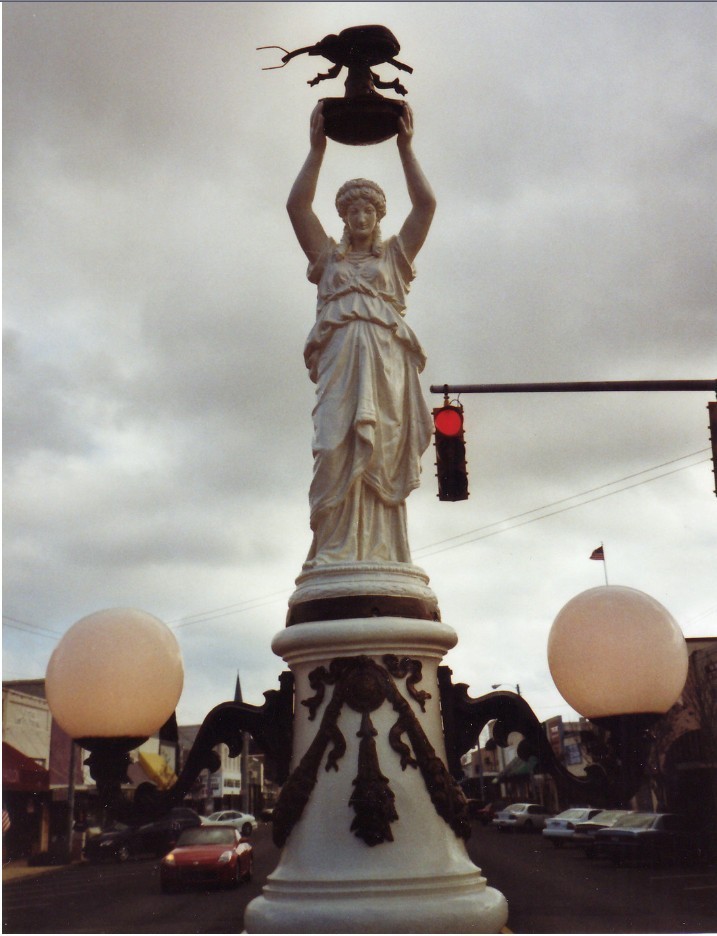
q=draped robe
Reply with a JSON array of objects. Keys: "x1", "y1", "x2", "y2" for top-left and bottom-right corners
[{"x1": 302, "y1": 235, "x2": 432, "y2": 567}]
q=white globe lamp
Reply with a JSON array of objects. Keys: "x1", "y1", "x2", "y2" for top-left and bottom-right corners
[
  {"x1": 547, "y1": 585, "x2": 688, "y2": 719},
  {"x1": 46, "y1": 608, "x2": 184, "y2": 740}
]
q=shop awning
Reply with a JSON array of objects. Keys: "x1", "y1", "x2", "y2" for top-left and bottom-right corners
[
  {"x1": 137, "y1": 751, "x2": 177, "y2": 790},
  {"x1": 2, "y1": 742, "x2": 50, "y2": 792},
  {"x1": 498, "y1": 754, "x2": 538, "y2": 780}
]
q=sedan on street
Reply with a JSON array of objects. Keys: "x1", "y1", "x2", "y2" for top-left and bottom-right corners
[
  {"x1": 492, "y1": 803, "x2": 553, "y2": 832},
  {"x1": 203, "y1": 809, "x2": 258, "y2": 836},
  {"x1": 593, "y1": 812, "x2": 703, "y2": 866},
  {"x1": 84, "y1": 808, "x2": 202, "y2": 862},
  {"x1": 542, "y1": 807, "x2": 602, "y2": 847},
  {"x1": 572, "y1": 809, "x2": 633, "y2": 856},
  {"x1": 160, "y1": 824, "x2": 254, "y2": 892}
]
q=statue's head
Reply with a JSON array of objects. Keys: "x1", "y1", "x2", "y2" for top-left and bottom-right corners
[
  {"x1": 335, "y1": 179, "x2": 386, "y2": 256},
  {"x1": 335, "y1": 179, "x2": 387, "y2": 222}
]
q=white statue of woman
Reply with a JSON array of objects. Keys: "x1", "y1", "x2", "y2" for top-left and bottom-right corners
[{"x1": 287, "y1": 102, "x2": 436, "y2": 569}]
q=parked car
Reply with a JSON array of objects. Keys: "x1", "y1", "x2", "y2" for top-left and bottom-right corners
[
  {"x1": 492, "y1": 803, "x2": 553, "y2": 832},
  {"x1": 593, "y1": 812, "x2": 704, "y2": 866},
  {"x1": 203, "y1": 809, "x2": 257, "y2": 836},
  {"x1": 542, "y1": 807, "x2": 602, "y2": 847},
  {"x1": 160, "y1": 824, "x2": 253, "y2": 892},
  {"x1": 572, "y1": 809, "x2": 633, "y2": 856},
  {"x1": 84, "y1": 808, "x2": 202, "y2": 863}
]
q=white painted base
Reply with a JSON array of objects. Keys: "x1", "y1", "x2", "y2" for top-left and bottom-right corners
[
  {"x1": 244, "y1": 618, "x2": 509, "y2": 934},
  {"x1": 289, "y1": 561, "x2": 439, "y2": 607}
]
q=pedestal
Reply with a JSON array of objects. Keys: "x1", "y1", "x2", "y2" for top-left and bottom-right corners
[
  {"x1": 244, "y1": 617, "x2": 509, "y2": 934},
  {"x1": 287, "y1": 561, "x2": 441, "y2": 624}
]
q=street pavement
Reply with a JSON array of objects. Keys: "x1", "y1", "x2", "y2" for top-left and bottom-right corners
[
  {"x1": 2, "y1": 821, "x2": 716, "y2": 933},
  {"x1": 466, "y1": 822, "x2": 717, "y2": 934}
]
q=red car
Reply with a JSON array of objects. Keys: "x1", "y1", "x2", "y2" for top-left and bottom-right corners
[{"x1": 160, "y1": 824, "x2": 253, "y2": 892}]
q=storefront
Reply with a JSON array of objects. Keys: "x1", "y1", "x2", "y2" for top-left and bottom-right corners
[{"x1": 2, "y1": 741, "x2": 51, "y2": 859}]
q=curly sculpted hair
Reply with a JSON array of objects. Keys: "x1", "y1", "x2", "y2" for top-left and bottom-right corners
[{"x1": 334, "y1": 179, "x2": 387, "y2": 257}]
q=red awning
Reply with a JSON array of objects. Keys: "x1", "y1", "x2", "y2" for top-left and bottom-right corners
[{"x1": 2, "y1": 742, "x2": 50, "y2": 792}]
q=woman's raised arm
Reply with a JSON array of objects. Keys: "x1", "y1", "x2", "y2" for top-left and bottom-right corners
[
  {"x1": 287, "y1": 103, "x2": 329, "y2": 263},
  {"x1": 397, "y1": 104, "x2": 437, "y2": 264}
]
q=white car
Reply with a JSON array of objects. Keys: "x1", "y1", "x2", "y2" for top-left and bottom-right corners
[
  {"x1": 492, "y1": 803, "x2": 553, "y2": 832},
  {"x1": 572, "y1": 809, "x2": 634, "y2": 856},
  {"x1": 202, "y1": 810, "x2": 257, "y2": 837},
  {"x1": 542, "y1": 807, "x2": 602, "y2": 847}
]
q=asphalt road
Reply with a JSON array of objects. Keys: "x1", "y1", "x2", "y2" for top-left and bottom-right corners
[
  {"x1": 467, "y1": 823, "x2": 717, "y2": 934},
  {"x1": 2, "y1": 824, "x2": 280, "y2": 934},
  {"x1": 3, "y1": 821, "x2": 716, "y2": 933}
]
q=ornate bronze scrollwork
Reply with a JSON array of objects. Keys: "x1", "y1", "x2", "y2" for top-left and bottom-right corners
[
  {"x1": 81, "y1": 672, "x2": 294, "y2": 826},
  {"x1": 272, "y1": 655, "x2": 470, "y2": 848},
  {"x1": 438, "y1": 667, "x2": 659, "y2": 809}
]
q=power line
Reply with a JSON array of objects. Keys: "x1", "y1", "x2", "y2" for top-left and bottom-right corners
[
  {"x1": 684, "y1": 605, "x2": 717, "y2": 627},
  {"x1": 415, "y1": 452, "x2": 709, "y2": 560},
  {"x1": 170, "y1": 590, "x2": 290, "y2": 629},
  {"x1": 414, "y1": 449, "x2": 709, "y2": 555},
  {"x1": 2, "y1": 615, "x2": 63, "y2": 641},
  {"x1": 164, "y1": 450, "x2": 709, "y2": 631}
]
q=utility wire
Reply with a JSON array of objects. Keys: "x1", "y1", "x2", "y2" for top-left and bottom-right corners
[
  {"x1": 414, "y1": 448, "x2": 709, "y2": 556},
  {"x1": 684, "y1": 605, "x2": 717, "y2": 627},
  {"x1": 414, "y1": 453, "x2": 709, "y2": 560},
  {"x1": 2, "y1": 615, "x2": 63, "y2": 641},
  {"x1": 170, "y1": 590, "x2": 290, "y2": 629},
  {"x1": 6, "y1": 450, "x2": 710, "y2": 651},
  {"x1": 166, "y1": 450, "x2": 709, "y2": 629}
]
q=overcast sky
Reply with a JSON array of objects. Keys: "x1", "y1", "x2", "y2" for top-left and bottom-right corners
[{"x1": 3, "y1": 1, "x2": 716, "y2": 730}]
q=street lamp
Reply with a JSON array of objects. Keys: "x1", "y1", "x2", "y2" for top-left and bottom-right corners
[
  {"x1": 46, "y1": 608, "x2": 184, "y2": 740},
  {"x1": 547, "y1": 585, "x2": 688, "y2": 721},
  {"x1": 439, "y1": 585, "x2": 688, "y2": 812},
  {"x1": 45, "y1": 608, "x2": 294, "y2": 825}
]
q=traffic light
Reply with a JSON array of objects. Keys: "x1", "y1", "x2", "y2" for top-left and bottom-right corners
[
  {"x1": 433, "y1": 403, "x2": 469, "y2": 501},
  {"x1": 709, "y1": 402, "x2": 717, "y2": 497}
]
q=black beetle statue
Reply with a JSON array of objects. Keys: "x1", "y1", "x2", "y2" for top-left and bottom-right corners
[{"x1": 258, "y1": 25, "x2": 414, "y2": 145}]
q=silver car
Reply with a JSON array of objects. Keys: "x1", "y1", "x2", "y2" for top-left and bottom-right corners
[
  {"x1": 572, "y1": 809, "x2": 633, "y2": 856},
  {"x1": 202, "y1": 810, "x2": 257, "y2": 837},
  {"x1": 492, "y1": 803, "x2": 553, "y2": 832},
  {"x1": 542, "y1": 807, "x2": 602, "y2": 847}
]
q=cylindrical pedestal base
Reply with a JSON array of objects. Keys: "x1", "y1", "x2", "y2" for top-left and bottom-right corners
[
  {"x1": 246, "y1": 872, "x2": 508, "y2": 934},
  {"x1": 244, "y1": 618, "x2": 508, "y2": 934}
]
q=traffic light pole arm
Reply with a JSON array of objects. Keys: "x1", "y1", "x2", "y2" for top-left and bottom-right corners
[{"x1": 430, "y1": 380, "x2": 717, "y2": 396}]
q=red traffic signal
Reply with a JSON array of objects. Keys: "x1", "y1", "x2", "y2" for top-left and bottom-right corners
[
  {"x1": 433, "y1": 404, "x2": 469, "y2": 502},
  {"x1": 434, "y1": 406, "x2": 464, "y2": 437}
]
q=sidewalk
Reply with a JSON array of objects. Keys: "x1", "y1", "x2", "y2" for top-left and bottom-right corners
[{"x1": 2, "y1": 858, "x2": 71, "y2": 883}]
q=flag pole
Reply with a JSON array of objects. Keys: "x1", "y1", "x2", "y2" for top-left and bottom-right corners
[
  {"x1": 600, "y1": 542, "x2": 609, "y2": 586},
  {"x1": 590, "y1": 543, "x2": 609, "y2": 585}
]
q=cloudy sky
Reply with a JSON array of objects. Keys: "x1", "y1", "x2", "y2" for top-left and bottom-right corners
[{"x1": 4, "y1": 1, "x2": 716, "y2": 731}]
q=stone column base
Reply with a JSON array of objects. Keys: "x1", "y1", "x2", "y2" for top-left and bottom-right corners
[
  {"x1": 244, "y1": 617, "x2": 509, "y2": 934},
  {"x1": 246, "y1": 869, "x2": 509, "y2": 934}
]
